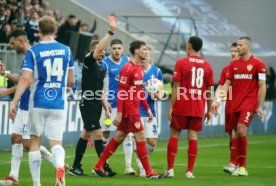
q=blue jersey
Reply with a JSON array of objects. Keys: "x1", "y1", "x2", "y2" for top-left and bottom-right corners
[
  {"x1": 19, "y1": 57, "x2": 30, "y2": 111},
  {"x1": 140, "y1": 65, "x2": 163, "y2": 117},
  {"x1": 100, "y1": 55, "x2": 129, "y2": 108},
  {"x1": 22, "y1": 41, "x2": 74, "y2": 110}
]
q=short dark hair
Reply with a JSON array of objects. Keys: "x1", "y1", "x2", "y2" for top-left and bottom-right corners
[
  {"x1": 239, "y1": 36, "x2": 251, "y2": 42},
  {"x1": 129, "y1": 40, "x2": 146, "y2": 55},
  {"x1": 8, "y1": 29, "x2": 27, "y2": 39},
  {"x1": 68, "y1": 14, "x2": 76, "y2": 19},
  {"x1": 188, "y1": 36, "x2": 203, "y2": 52},
  {"x1": 231, "y1": 42, "x2": 237, "y2": 47},
  {"x1": 110, "y1": 39, "x2": 122, "y2": 46}
]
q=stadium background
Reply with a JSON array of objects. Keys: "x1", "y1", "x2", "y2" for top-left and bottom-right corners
[{"x1": 0, "y1": 1, "x2": 275, "y2": 186}]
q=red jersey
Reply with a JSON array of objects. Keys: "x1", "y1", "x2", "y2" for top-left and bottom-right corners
[
  {"x1": 226, "y1": 55, "x2": 266, "y2": 112},
  {"x1": 172, "y1": 56, "x2": 214, "y2": 118},
  {"x1": 218, "y1": 65, "x2": 232, "y2": 113},
  {"x1": 117, "y1": 61, "x2": 149, "y2": 117}
]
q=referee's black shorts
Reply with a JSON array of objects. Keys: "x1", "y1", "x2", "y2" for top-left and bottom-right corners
[{"x1": 79, "y1": 103, "x2": 102, "y2": 131}]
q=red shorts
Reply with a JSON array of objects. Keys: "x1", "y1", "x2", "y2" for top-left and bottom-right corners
[
  {"x1": 170, "y1": 114, "x2": 203, "y2": 131},
  {"x1": 230, "y1": 110, "x2": 255, "y2": 130},
  {"x1": 117, "y1": 115, "x2": 144, "y2": 134},
  {"x1": 225, "y1": 112, "x2": 234, "y2": 133}
]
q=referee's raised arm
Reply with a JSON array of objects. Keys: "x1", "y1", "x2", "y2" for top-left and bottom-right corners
[{"x1": 93, "y1": 16, "x2": 116, "y2": 59}]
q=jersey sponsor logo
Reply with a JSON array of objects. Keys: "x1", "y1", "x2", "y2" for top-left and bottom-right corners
[
  {"x1": 120, "y1": 76, "x2": 127, "y2": 84},
  {"x1": 247, "y1": 64, "x2": 253, "y2": 72},
  {"x1": 234, "y1": 74, "x2": 253, "y2": 79},
  {"x1": 134, "y1": 80, "x2": 143, "y2": 85},
  {"x1": 234, "y1": 68, "x2": 238, "y2": 70},
  {"x1": 110, "y1": 68, "x2": 117, "y2": 71},
  {"x1": 134, "y1": 121, "x2": 141, "y2": 129},
  {"x1": 189, "y1": 58, "x2": 204, "y2": 63}
]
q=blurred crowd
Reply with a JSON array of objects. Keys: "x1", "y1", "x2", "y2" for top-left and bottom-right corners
[{"x1": 0, "y1": 0, "x2": 98, "y2": 45}]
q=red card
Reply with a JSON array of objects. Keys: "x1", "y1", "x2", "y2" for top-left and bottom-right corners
[{"x1": 108, "y1": 15, "x2": 117, "y2": 25}]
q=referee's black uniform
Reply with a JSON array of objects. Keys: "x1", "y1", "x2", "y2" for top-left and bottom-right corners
[{"x1": 80, "y1": 52, "x2": 105, "y2": 131}]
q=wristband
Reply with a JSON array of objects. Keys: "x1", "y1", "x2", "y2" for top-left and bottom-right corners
[{"x1": 108, "y1": 30, "x2": 114, "y2": 35}]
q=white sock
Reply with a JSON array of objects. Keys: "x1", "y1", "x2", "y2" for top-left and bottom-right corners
[
  {"x1": 102, "y1": 136, "x2": 108, "y2": 147},
  {"x1": 146, "y1": 143, "x2": 155, "y2": 155},
  {"x1": 29, "y1": 151, "x2": 41, "y2": 186},
  {"x1": 123, "y1": 134, "x2": 133, "y2": 169},
  {"x1": 40, "y1": 146, "x2": 55, "y2": 167},
  {"x1": 9, "y1": 143, "x2": 23, "y2": 181},
  {"x1": 51, "y1": 145, "x2": 65, "y2": 168}
]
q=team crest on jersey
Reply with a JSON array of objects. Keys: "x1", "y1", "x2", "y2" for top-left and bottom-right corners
[
  {"x1": 134, "y1": 121, "x2": 141, "y2": 129},
  {"x1": 120, "y1": 76, "x2": 127, "y2": 84},
  {"x1": 247, "y1": 64, "x2": 253, "y2": 72}
]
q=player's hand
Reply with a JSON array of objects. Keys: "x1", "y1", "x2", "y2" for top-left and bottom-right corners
[
  {"x1": 108, "y1": 15, "x2": 116, "y2": 33},
  {"x1": 0, "y1": 62, "x2": 5, "y2": 75},
  {"x1": 0, "y1": 88, "x2": 8, "y2": 96},
  {"x1": 105, "y1": 110, "x2": 111, "y2": 119},
  {"x1": 113, "y1": 113, "x2": 122, "y2": 126},
  {"x1": 257, "y1": 107, "x2": 264, "y2": 120},
  {"x1": 211, "y1": 100, "x2": 220, "y2": 115},
  {"x1": 204, "y1": 111, "x2": 212, "y2": 124},
  {"x1": 146, "y1": 108, "x2": 153, "y2": 122},
  {"x1": 9, "y1": 102, "x2": 17, "y2": 120},
  {"x1": 168, "y1": 107, "x2": 173, "y2": 121}
]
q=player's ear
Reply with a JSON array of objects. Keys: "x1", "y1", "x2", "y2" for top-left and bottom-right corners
[{"x1": 134, "y1": 48, "x2": 139, "y2": 55}]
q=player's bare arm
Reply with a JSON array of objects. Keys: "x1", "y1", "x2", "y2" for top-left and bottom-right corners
[
  {"x1": 93, "y1": 16, "x2": 116, "y2": 59},
  {"x1": 67, "y1": 69, "x2": 75, "y2": 87},
  {"x1": 113, "y1": 112, "x2": 122, "y2": 126},
  {"x1": 204, "y1": 86, "x2": 213, "y2": 124},
  {"x1": 257, "y1": 80, "x2": 266, "y2": 119},
  {"x1": 168, "y1": 81, "x2": 180, "y2": 121},
  {"x1": 0, "y1": 86, "x2": 17, "y2": 96},
  {"x1": 212, "y1": 79, "x2": 231, "y2": 114},
  {"x1": 0, "y1": 63, "x2": 21, "y2": 83},
  {"x1": 146, "y1": 108, "x2": 153, "y2": 122},
  {"x1": 9, "y1": 70, "x2": 33, "y2": 120},
  {"x1": 102, "y1": 95, "x2": 111, "y2": 119}
]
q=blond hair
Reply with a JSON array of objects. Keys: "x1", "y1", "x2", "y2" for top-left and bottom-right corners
[{"x1": 38, "y1": 16, "x2": 56, "y2": 35}]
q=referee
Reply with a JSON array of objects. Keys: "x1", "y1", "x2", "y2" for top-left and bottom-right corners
[{"x1": 69, "y1": 19, "x2": 116, "y2": 177}]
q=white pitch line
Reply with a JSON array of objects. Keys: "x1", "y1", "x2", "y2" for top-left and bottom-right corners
[{"x1": 1, "y1": 139, "x2": 275, "y2": 168}]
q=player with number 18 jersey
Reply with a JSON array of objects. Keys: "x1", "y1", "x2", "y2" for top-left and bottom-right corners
[{"x1": 172, "y1": 56, "x2": 214, "y2": 121}]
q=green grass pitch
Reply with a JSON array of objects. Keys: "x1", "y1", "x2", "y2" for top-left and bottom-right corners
[{"x1": 0, "y1": 134, "x2": 275, "y2": 186}]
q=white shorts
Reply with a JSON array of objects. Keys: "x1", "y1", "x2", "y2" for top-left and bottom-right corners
[
  {"x1": 141, "y1": 117, "x2": 158, "y2": 138},
  {"x1": 12, "y1": 108, "x2": 30, "y2": 139},
  {"x1": 28, "y1": 108, "x2": 66, "y2": 141},
  {"x1": 100, "y1": 107, "x2": 117, "y2": 132}
]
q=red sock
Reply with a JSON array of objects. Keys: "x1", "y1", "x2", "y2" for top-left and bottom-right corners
[
  {"x1": 230, "y1": 138, "x2": 237, "y2": 165},
  {"x1": 94, "y1": 138, "x2": 120, "y2": 169},
  {"x1": 136, "y1": 142, "x2": 151, "y2": 175},
  {"x1": 187, "y1": 140, "x2": 198, "y2": 173},
  {"x1": 167, "y1": 137, "x2": 178, "y2": 170},
  {"x1": 238, "y1": 136, "x2": 247, "y2": 167}
]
